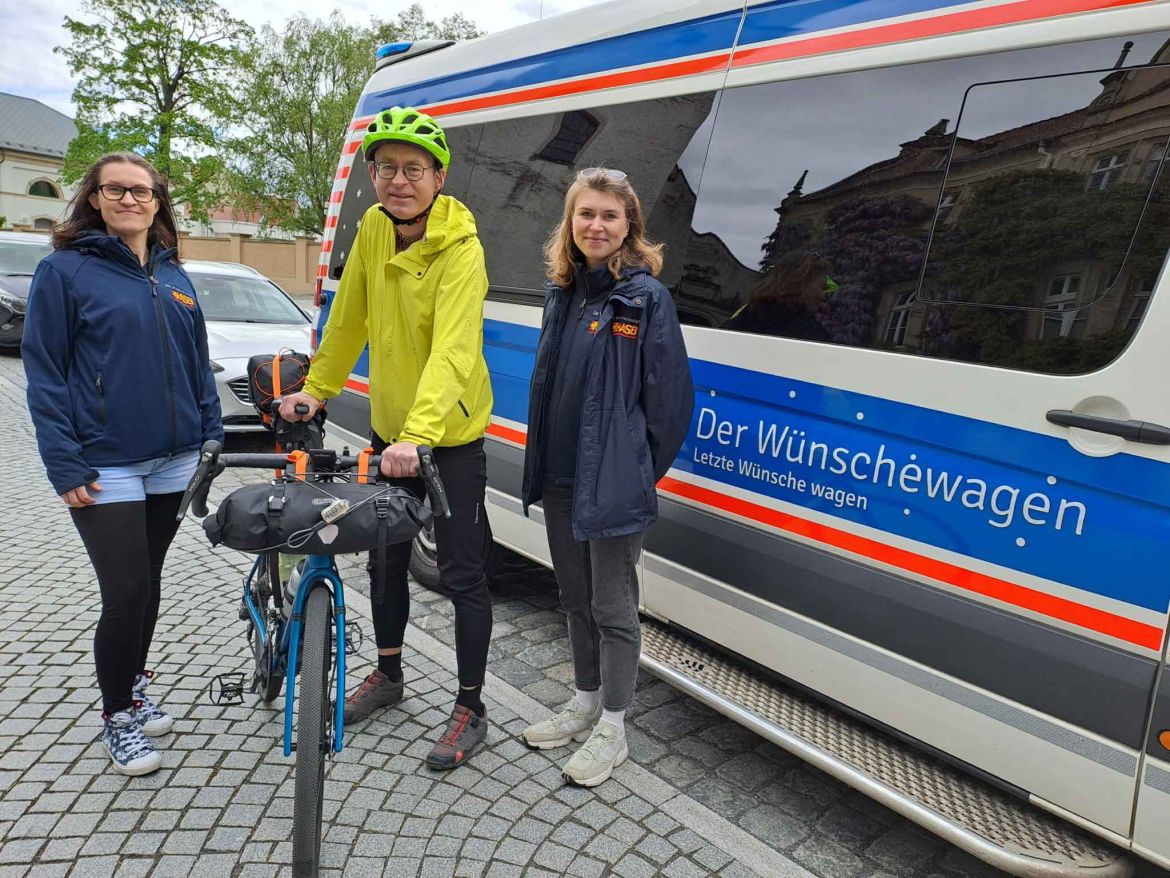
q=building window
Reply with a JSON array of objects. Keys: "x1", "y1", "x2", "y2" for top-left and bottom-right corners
[
  {"x1": 32, "y1": 218, "x2": 53, "y2": 231},
  {"x1": 1143, "y1": 143, "x2": 1166, "y2": 183},
  {"x1": 1125, "y1": 275, "x2": 1157, "y2": 332},
  {"x1": 884, "y1": 290, "x2": 916, "y2": 347},
  {"x1": 531, "y1": 111, "x2": 600, "y2": 165},
  {"x1": 936, "y1": 190, "x2": 958, "y2": 223},
  {"x1": 1041, "y1": 274, "x2": 1084, "y2": 339},
  {"x1": 1086, "y1": 152, "x2": 1128, "y2": 191},
  {"x1": 27, "y1": 180, "x2": 60, "y2": 199}
]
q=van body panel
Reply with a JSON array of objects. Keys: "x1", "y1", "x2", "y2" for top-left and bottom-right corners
[{"x1": 317, "y1": 0, "x2": 1170, "y2": 861}]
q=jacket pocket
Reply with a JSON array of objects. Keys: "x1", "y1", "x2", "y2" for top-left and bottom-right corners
[
  {"x1": 95, "y1": 371, "x2": 107, "y2": 425},
  {"x1": 457, "y1": 399, "x2": 470, "y2": 418}
]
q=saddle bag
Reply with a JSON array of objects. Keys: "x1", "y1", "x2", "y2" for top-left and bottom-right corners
[{"x1": 204, "y1": 479, "x2": 432, "y2": 555}]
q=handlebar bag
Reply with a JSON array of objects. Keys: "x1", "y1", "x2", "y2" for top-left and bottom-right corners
[
  {"x1": 204, "y1": 479, "x2": 432, "y2": 555},
  {"x1": 247, "y1": 352, "x2": 326, "y2": 431}
]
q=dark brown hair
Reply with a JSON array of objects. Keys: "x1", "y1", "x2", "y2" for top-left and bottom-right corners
[{"x1": 52, "y1": 152, "x2": 180, "y2": 257}]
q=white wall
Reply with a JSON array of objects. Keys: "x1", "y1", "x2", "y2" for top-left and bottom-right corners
[{"x1": 0, "y1": 151, "x2": 74, "y2": 230}]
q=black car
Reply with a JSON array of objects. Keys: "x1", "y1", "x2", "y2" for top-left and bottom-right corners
[{"x1": 0, "y1": 231, "x2": 53, "y2": 350}]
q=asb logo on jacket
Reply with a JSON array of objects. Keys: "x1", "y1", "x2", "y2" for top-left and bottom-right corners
[
  {"x1": 611, "y1": 320, "x2": 639, "y2": 339},
  {"x1": 171, "y1": 288, "x2": 195, "y2": 309}
]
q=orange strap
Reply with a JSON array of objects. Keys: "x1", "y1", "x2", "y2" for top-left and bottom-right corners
[
  {"x1": 287, "y1": 450, "x2": 309, "y2": 482},
  {"x1": 357, "y1": 447, "x2": 375, "y2": 485},
  {"x1": 271, "y1": 353, "x2": 282, "y2": 400}
]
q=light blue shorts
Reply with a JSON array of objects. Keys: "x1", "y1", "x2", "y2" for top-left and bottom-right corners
[{"x1": 91, "y1": 451, "x2": 200, "y2": 505}]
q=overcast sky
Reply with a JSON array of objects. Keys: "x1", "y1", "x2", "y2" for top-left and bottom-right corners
[{"x1": 0, "y1": 0, "x2": 604, "y2": 115}]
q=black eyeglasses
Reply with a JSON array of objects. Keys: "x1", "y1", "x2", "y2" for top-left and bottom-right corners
[
  {"x1": 372, "y1": 162, "x2": 435, "y2": 182},
  {"x1": 576, "y1": 167, "x2": 628, "y2": 182},
  {"x1": 96, "y1": 184, "x2": 157, "y2": 203}
]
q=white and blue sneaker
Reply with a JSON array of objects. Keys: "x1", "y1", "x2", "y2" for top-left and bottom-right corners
[
  {"x1": 131, "y1": 671, "x2": 173, "y2": 736},
  {"x1": 102, "y1": 711, "x2": 162, "y2": 776}
]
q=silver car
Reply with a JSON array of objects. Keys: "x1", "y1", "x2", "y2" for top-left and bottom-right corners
[{"x1": 184, "y1": 261, "x2": 312, "y2": 432}]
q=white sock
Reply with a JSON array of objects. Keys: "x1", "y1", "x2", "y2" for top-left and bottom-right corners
[
  {"x1": 601, "y1": 708, "x2": 625, "y2": 736},
  {"x1": 574, "y1": 688, "x2": 600, "y2": 714}
]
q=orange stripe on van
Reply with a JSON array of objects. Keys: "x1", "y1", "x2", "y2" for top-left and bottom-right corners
[
  {"x1": 422, "y1": 53, "x2": 731, "y2": 117},
  {"x1": 732, "y1": 0, "x2": 1154, "y2": 68},
  {"x1": 486, "y1": 422, "x2": 528, "y2": 446},
  {"x1": 658, "y1": 476, "x2": 1163, "y2": 651}
]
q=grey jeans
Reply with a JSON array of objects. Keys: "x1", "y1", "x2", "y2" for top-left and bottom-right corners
[{"x1": 542, "y1": 478, "x2": 644, "y2": 712}]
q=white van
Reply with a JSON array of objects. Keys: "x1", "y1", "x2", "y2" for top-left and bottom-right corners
[{"x1": 314, "y1": 2, "x2": 1170, "y2": 874}]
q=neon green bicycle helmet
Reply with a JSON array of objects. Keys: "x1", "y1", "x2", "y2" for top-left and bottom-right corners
[{"x1": 362, "y1": 106, "x2": 451, "y2": 168}]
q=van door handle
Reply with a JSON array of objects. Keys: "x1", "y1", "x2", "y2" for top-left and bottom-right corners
[{"x1": 1046, "y1": 409, "x2": 1170, "y2": 445}]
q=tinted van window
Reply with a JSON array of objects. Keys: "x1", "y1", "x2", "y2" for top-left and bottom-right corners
[
  {"x1": 462, "y1": 93, "x2": 717, "y2": 293},
  {"x1": 678, "y1": 33, "x2": 1170, "y2": 374}
]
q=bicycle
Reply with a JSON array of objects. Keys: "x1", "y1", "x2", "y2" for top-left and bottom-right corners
[{"x1": 176, "y1": 423, "x2": 450, "y2": 877}]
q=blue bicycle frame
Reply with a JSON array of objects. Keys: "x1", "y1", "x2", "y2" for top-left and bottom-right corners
[{"x1": 240, "y1": 553, "x2": 349, "y2": 757}]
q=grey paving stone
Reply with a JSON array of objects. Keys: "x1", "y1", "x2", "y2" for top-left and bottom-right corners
[
  {"x1": 794, "y1": 834, "x2": 868, "y2": 878},
  {"x1": 614, "y1": 853, "x2": 659, "y2": 878}
]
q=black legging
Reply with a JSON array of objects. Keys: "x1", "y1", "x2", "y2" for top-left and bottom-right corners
[
  {"x1": 367, "y1": 437, "x2": 493, "y2": 688},
  {"x1": 71, "y1": 492, "x2": 183, "y2": 714}
]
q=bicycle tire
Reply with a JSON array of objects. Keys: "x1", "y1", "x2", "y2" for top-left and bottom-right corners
[
  {"x1": 292, "y1": 584, "x2": 331, "y2": 878},
  {"x1": 249, "y1": 555, "x2": 285, "y2": 705}
]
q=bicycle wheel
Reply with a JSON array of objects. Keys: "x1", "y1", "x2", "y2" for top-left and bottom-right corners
[
  {"x1": 292, "y1": 584, "x2": 331, "y2": 878},
  {"x1": 248, "y1": 553, "x2": 285, "y2": 705}
]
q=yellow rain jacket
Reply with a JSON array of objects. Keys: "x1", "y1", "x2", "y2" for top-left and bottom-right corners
[{"x1": 304, "y1": 195, "x2": 492, "y2": 447}]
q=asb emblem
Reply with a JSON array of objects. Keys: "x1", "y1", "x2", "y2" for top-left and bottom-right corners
[
  {"x1": 611, "y1": 320, "x2": 639, "y2": 339},
  {"x1": 171, "y1": 288, "x2": 195, "y2": 309}
]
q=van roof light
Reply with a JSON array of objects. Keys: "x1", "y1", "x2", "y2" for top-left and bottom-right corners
[{"x1": 376, "y1": 42, "x2": 412, "y2": 60}]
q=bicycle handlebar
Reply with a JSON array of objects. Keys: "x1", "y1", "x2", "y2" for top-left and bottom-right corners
[{"x1": 175, "y1": 439, "x2": 453, "y2": 522}]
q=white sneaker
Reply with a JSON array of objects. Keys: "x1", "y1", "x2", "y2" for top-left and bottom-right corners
[
  {"x1": 103, "y1": 711, "x2": 162, "y2": 776},
  {"x1": 562, "y1": 719, "x2": 628, "y2": 787},
  {"x1": 131, "y1": 671, "x2": 173, "y2": 736},
  {"x1": 522, "y1": 700, "x2": 601, "y2": 750}
]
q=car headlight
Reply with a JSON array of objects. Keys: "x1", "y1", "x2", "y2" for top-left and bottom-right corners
[
  {"x1": 209, "y1": 360, "x2": 225, "y2": 373},
  {"x1": 0, "y1": 291, "x2": 25, "y2": 315}
]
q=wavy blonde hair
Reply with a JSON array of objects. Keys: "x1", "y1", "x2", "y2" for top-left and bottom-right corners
[{"x1": 543, "y1": 169, "x2": 664, "y2": 287}]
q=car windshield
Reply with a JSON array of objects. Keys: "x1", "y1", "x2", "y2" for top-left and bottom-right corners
[
  {"x1": 188, "y1": 273, "x2": 307, "y2": 324},
  {"x1": 0, "y1": 240, "x2": 52, "y2": 275}
]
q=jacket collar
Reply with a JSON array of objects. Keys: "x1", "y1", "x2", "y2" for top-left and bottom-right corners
[{"x1": 67, "y1": 230, "x2": 176, "y2": 273}]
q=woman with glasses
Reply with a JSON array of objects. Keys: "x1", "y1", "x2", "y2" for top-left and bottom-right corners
[
  {"x1": 519, "y1": 168, "x2": 694, "y2": 786},
  {"x1": 23, "y1": 152, "x2": 222, "y2": 776}
]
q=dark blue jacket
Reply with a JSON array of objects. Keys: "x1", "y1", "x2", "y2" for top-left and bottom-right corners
[
  {"x1": 22, "y1": 232, "x2": 223, "y2": 495},
  {"x1": 522, "y1": 266, "x2": 694, "y2": 540}
]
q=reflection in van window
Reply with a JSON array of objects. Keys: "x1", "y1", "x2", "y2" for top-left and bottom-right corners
[
  {"x1": 678, "y1": 33, "x2": 1170, "y2": 376},
  {"x1": 462, "y1": 94, "x2": 717, "y2": 292}
]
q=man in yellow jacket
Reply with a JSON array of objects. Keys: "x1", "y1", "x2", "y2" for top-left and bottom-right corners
[{"x1": 280, "y1": 107, "x2": 493, "y2": 770}]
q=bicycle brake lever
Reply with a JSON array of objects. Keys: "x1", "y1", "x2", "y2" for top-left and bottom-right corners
[{"x1": 416, "y1": 444, "x2": 451, "y2": 519}]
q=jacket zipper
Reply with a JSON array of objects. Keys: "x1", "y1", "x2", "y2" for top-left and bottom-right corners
[
  {"x1": 95, "y1": 372, "x2": 106, "y2": 424},
  {"x1": 149, "y1": 273, "x2": 178, "y2": 451},
  {"x1": 457, "y1": 399, "x2": 470, "y2": 418}
]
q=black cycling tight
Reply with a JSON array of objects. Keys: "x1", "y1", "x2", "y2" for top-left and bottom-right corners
[{"x1": 71, "y1": 493, "x2": 183, "y2": 714}]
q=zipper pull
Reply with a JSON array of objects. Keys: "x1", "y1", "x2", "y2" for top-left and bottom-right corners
[
  {"x1": 578, "y1": 295, "x2": 586, "y2": 318},
  {"x1": 96, "y1": 374, "x2": 104, "y2": 395},
  {"x1": 150, "y1": 275, "x2": 159, "y2": 296}
]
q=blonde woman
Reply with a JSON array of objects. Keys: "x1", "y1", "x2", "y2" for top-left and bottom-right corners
[{"x1": 519, "y1": 168, "x2": 694, "y2": 785}]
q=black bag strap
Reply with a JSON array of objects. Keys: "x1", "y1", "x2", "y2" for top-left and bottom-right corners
[{"x1": 266, "y1": 481, "x2": 287, "y2": 550}]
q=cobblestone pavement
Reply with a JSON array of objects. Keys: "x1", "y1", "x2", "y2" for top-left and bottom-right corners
[{"x1": 0, "y1": 349, "x2": 1166, "y2": 878}]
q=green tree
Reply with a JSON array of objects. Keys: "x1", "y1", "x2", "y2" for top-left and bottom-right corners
[
  {"x1": 231, "y1": 8, "x2": 484, "y2": 236},
  {"x1": 56, "y1": 0, "x2": 251, "y2": 218},
  {"x1": 229, "y1": 13, "x2": 375, "y2": 236},
  {"x1": 373, "y1": 3, "x2": 484, "y2": 42}
]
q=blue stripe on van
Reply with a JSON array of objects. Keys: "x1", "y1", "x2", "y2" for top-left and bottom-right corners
[
  {"x1": 482, "y1": 317, "x2": 1170, "y2": 614},
  {"x1": 736, "y1": 0, "x2": 990, "y2": 47},
  {"x1": 358, "y1": 9, "x2": 743, "y2": 117}
]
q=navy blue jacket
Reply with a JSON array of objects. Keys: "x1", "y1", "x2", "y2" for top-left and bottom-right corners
[
  {"x1": 23, "y1": 232, "x2": 223, "y2": 495},
  {"x1": 522, "y1": 266, "x2": 694, "y2": 540}
]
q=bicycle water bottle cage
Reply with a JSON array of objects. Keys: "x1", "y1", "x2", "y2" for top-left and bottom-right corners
[{"x1": 209, "y1": 672, "x2": 245, "y2": 705}]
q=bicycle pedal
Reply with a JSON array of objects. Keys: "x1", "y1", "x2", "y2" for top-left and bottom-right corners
[
  {"x1": 345, "y1": 620, "x2": 364, "y2": 655},
  {"x1": 209, "y1": 672, "x2": 245, "y2": 706}
]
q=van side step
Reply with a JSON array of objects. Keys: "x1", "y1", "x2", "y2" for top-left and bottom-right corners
[{"x1": 639, "y1": 619, "x2": 1133, "y2": 878}]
